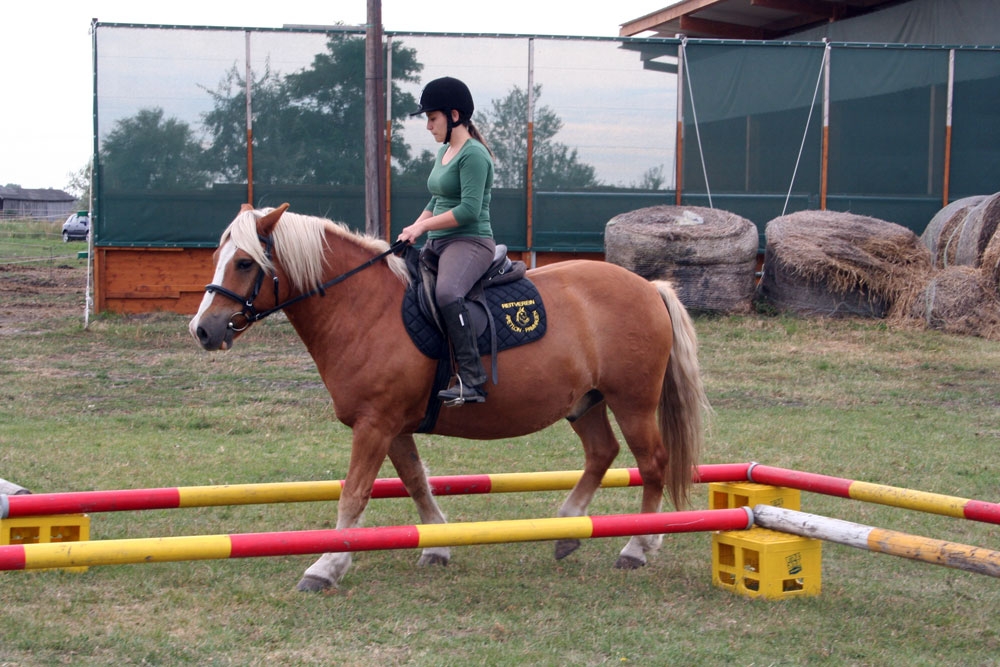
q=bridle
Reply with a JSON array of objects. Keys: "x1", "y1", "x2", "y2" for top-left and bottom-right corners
[{"x1": 204, "y1": 233, "x2": 407, "y2": 332}]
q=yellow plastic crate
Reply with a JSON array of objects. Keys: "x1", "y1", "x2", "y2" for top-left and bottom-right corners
[
  {"x1": 709, "y1": 481, "x2": 801, "y2": 511},
  {"x1": 712, "y1": 526, "x2": 821, "y2": 599},
  {"x1": 1, "y1": 514, "x2": 90, "y2": 573}
]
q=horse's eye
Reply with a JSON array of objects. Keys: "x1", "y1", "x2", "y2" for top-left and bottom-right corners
[{"x1": 235, "y1": 259, "x2": 256, "y2": 271}]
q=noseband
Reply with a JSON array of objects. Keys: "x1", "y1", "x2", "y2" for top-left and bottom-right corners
[{"x1": 205, "y1": 234, "x2": 407, "y2": 332}]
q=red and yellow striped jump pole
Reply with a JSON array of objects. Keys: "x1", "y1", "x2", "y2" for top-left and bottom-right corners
[
  {"x1": 747, "y1": 463, "x2": 1000, "y2": 525},
  {"x1": 754, "y1": 505, "x2": 1000, "y2": 578},
  {"x1": 9, "y1": 461, "x2": 999, "y2": 527},
  {"x1": 1, "y1": 464, "x2": 751, "y2": 518},
  {"x1": 0, "y1": 507, "x2": 754, "y2": 572}
]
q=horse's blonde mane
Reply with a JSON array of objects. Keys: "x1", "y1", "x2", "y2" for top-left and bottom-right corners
[{"x1": 220, "y1": 207, "x2": 410, "y2": 292}]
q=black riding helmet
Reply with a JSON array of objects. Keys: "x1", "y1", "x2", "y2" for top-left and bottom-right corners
[{"x1": 410, "y1": 77, "x2": 475, "y2": 143}]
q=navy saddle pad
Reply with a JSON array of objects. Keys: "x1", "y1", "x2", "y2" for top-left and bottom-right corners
[{"x1": 402, "y1": 278, "x2": 546, "y2": 360}]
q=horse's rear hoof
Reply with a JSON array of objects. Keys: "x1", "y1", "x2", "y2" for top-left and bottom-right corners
[
  {"x1": 554, "y1": 538, "x2": 581, "y2": 560},
  {"x1": 295, "y1": 574, "x2": 334, "y2": 592},
  {"x1": 614, "y1": 554, "x2": 647, "y2": 570},
  {"x1": 417, "y1": 553, "x2": 449, "y2": 567}
]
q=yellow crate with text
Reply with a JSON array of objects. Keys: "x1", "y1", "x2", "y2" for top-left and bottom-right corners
[
  {"x1": 712, "y1": 527, "x2": 821, "y2": 599},
  {"x1": 708, "y1": 481, "x2": 801, "y2": 511},
  {"x1": 1, "y1": 514, "x2": 90, "y2": 572}
]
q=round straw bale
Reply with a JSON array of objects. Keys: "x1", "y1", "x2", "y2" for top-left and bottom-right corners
[
  {"x1": 604, "y1": 205, "x2": 758, "y2": 313},
  {"x1": 920, "y1": 195, "x2": 986, "y2": 268},
  {"x1": 954, "y1": 192, "x2": 1000, "y2": 267},
  {"x1": 895, "y1": 266, "x2": 1000, "y2": 340},
  {"x1": 757, "y1": 210, "x2": 931, "y2": 318},
  {"x1": 982, "y1": 226, "x2": 1000, "y2": 293}
]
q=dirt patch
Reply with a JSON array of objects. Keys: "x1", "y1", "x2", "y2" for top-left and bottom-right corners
[{"x1": 0, "y1": 263, "x2": 88, "y2": 333}]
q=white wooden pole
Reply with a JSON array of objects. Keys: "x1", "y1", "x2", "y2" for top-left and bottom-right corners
[{"x1": 754, "y1": 505, "x2": 1000, "y2": 578}]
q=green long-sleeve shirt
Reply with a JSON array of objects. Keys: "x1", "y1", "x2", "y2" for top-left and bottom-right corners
[{"x1": 424, "y1": 139, "x2": 494, "y2": 240}]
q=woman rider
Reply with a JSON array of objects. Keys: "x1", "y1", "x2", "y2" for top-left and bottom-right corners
[{"x1": 397, "y1": 77, "x2": 496, "y2": 406}]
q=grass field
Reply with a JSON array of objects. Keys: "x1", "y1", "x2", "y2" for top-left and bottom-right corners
[{"x1": 1, "y1": 239, "x2": 999, "y2": 665}]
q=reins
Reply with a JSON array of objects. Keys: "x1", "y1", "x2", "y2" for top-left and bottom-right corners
[{"x1": 206, "y1": 235, "x2": 408, "y2": 332}]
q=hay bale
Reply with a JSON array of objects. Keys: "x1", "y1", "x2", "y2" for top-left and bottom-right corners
[
  {"x1": 604, "y1": 205, "x2": 758, "y2": 313},
  {"x1": 920, "y1": 195, "x2": 986, "y2": 268},
  {"x1": 954, "y1": 192, "x2": 1000, "y2": 267},
  {"x1": 894, "y1": 266, "x2": 1000, "y2": 340},
  {"x1": 757, "y1": 210, "x2": 931, "y2": 318},
  {"x1": 982, "y1": 224, "x2": 1000, "y2": 293}
]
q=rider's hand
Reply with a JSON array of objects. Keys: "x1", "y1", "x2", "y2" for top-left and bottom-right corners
[{"x1": 397, "y1": 222, "x2": 423, "y2": 245}]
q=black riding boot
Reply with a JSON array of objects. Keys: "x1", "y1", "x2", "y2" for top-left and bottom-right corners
[{"x1": 438, "y1": 299, "x2": 487, "y2": 406}]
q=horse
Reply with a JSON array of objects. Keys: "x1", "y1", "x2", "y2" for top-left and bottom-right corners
[{"x1": 189, "y1": 204, "x2": 709, "y2": 591}]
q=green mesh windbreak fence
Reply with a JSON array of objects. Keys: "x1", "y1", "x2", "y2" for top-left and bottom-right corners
[
  {"x1": 680, "y1": 43, "x2": 825, "y2": 246},
  {"x1": 824, "y1": 46, "x2": 948, "y2": 226},
  {"x1": 94, "y1": 24, "x2": 999, "y2": 251},
  {"x1": 528, "y1": 39, "x2": 677, "y2": 251},
  {"x1": 95, "y1": 26, "x2": 367, "y2": 246},
  {"x1": 951, "y1": 49, "x2": 1000, "y2": 198}
]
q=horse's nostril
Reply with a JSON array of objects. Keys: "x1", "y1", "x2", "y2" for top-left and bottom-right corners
[{"x1": 197, "y1": 326, "x2": 210, "y2": 345}]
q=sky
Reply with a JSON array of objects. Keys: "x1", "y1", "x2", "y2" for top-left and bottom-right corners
[{"x1": 2, "y1": 0, "x2": 667, "y2": 191}]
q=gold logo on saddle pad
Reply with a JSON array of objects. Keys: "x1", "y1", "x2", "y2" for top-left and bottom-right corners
[{"x1": 501, "y1": 299, "x2": 541, "y2": 334}]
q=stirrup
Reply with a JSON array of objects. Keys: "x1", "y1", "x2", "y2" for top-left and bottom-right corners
[{"x1": 437, "y1": 379, "x2": 486, "y2": 407}]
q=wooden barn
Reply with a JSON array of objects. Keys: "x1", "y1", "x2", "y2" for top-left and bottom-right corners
[{"x1": 0, "y1": 186, "x2": 76, "y2": 221}]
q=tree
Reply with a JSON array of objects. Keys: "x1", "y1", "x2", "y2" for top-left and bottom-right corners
[
  {"x1": 201, "y1": 61, "x2": 293, "y2": 185},
  {"x1": 201, "y1": 35, "x2": 423, "y2": 187},
  {"x1": 634, "y1": 165, "x2": 667, "y2": 190},
  {"x1": 391, "y1": 149, "x2": 437, "y2": 190},
  {"x1": 100, "y1": 108, "x2": 208, "y2": 190},
  {"x1": 66, "y1": 160, "x2": 93, "y2": 208},
  {"x1": 479, "y1": 85, "x2": 600, "y2": 190}
]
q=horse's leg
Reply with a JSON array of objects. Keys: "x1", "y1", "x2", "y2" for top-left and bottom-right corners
[
  {"x1": 613, "y1": 410, "x2": 669, "y2": 569},
  {"x1": 555, "y1": 401, "x2": 620, "y2": 560},
  {"x1": 296, "y1": 423, "x2": 392, "y2": 592},
  {"x1": 386, "y1": 434, "x2": 451, "y2": 567}
]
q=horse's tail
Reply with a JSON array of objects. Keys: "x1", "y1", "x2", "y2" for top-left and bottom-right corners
[{"x1": 653, "y1": 280, "x2": 711, "y2": 510}]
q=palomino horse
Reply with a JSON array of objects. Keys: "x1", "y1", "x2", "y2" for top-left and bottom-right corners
[{"x1": 189, "y1": 204, "x2": 709, "y2": 591}]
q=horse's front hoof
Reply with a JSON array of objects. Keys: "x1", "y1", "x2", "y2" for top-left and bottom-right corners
[
  {"x1": 417, "y1": 553, "x2": 449, "y2": 567},
  {"x1": 614, "y1": 554, "x2": 647, "y2": 570},
  {"x1": 554, "y1": 538, "x2": 581, "y2": 560},
  {"x1": 295, "y1": 574, "x2": 334, "y2": 592}
]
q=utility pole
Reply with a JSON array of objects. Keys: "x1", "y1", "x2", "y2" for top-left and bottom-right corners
[{"x1": 364, "y1": 0, "x2": 386, "y2": 238}]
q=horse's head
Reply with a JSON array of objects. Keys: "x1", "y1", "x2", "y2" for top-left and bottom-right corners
[{"x1": 189, "y1": 203, "x2": 289, "y2": 351}]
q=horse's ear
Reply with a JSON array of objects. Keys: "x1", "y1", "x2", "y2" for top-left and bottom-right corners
[{"x1": 257, "y1": 203, "x2": 290, "y2": 236}]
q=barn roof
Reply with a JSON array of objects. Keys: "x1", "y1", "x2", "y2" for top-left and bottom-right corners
[
  {"x1": 0, "y1": 186, "x2": 75, "y2": 203},
  {"x1": 620, "y1": 0, "x2": 906, "y2": 40}
]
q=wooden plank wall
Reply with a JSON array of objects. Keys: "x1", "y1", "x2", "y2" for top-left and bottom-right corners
[
  {"x1": 93, "y1": 247, "x2": 603, "y2": 315},
  {"x1": 94, "y1": 247, "x2": 216, "y2": 315}
]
